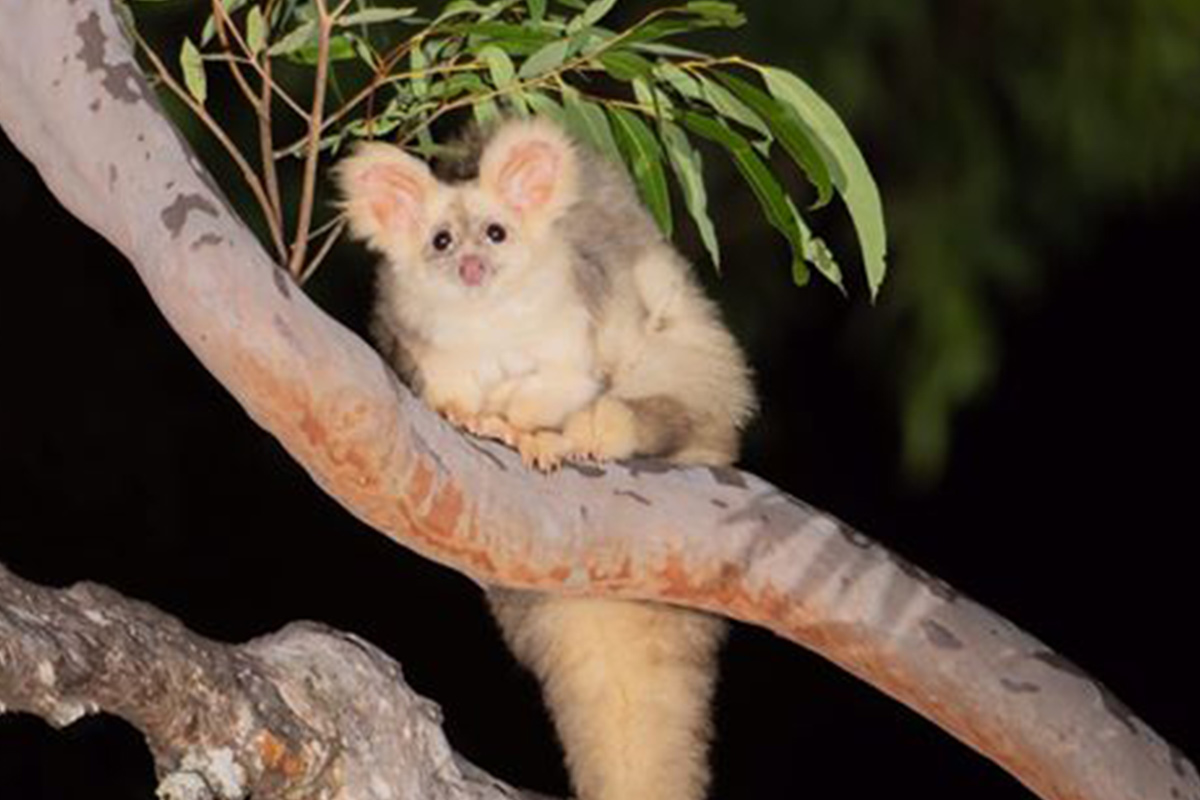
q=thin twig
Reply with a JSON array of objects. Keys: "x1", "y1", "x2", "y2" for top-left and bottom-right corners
[
  {"x1": 274, "y1": 29, "x2": 434, "y2": 158},
  {"x1": 299, "y1": 218, "x2": 347, "y2": 284},
  {"x1": 208, "y1": 0, "x2": 311, "y2": 122},
  {"x1": 286, "y1": 0, "x2": 347, "y2": 277},
  {"x1": 210, "y1": 0, "x2": 285, "y2": 251}
]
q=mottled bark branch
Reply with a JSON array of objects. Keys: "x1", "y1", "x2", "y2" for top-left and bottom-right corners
[
  {"x1": 0, "y1": 2, "x2": 1195, "y2": 800},
  {"x1": 0, "y1": 563, "x2": 541, "y2": 800}
]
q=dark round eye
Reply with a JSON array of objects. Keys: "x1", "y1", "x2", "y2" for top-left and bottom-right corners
[
  {"x1": 485, "y1": 223, "x2": 507, "y2": 244},
  {"x1": 432, "y1": 229, "x2": 453, "y2": 252}
]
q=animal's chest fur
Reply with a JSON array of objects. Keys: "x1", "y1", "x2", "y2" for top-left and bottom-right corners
[{"x1": 407, "y1": 273, "x2": 595, "y2": 390}]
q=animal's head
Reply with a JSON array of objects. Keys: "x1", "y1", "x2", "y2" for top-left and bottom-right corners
[{"x1": 336, "y1": 118, "x2": 580, "y2": 291}]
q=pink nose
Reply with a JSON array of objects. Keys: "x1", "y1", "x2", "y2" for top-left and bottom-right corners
[{"x1": 458, "y1": 255, "x2": 486, "y2": 286}]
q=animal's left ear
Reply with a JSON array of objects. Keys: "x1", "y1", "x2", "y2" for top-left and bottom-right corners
[{"x1": 479, "y1": 119, "x2": 579, "y2": 226}]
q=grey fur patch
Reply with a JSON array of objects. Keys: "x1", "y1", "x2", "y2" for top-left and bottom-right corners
[
  {"x1": 570, "y1": 249, "x2": 611, "y2": 317},
  {"x1": 626, "y1": 395, "x2": 695, "y2": 459},
  {"x1": 432, "y1": 125, "x2": 488, "y2": 183},
  {"x1": 370, "y1": 297, "x2": 423, "y2": 388},
  {"x1": 160, "y1": 193, "x2": 219, "y2": 239}
]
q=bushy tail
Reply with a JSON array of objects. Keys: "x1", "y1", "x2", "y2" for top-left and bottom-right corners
[{"x1": 490, "y1": 592, "x2": 725, "y2": 800}]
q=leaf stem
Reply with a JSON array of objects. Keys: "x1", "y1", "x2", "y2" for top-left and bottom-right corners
[{"x1": 286, "y1": 0, "x2": 347, "y2": 277}]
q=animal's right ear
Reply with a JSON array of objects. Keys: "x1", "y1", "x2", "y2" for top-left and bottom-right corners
[{"x1": 335, "y1": 143, "x2": 435, "y2": 252}]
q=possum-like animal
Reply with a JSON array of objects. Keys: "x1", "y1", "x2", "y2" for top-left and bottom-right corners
[{"x1": 336, "y1": 117, "x2": 756, "y2": 800}]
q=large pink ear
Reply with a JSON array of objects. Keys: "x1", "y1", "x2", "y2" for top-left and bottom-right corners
[
  {"x1": 335, "y1": 142, "x2": 435, "y2": 252},
  {"x1": 478, "y1": 119, "x2": 578, "y2": 226}
]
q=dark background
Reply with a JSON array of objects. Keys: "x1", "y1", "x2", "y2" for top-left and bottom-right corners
[{"x1": 1, "y1": 1, "x2": 1197, "y2": 798}]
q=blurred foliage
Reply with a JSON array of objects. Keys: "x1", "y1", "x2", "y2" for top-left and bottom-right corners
[{"x1": 737, "y1": 0, "x2": 1200, "y2": 483}]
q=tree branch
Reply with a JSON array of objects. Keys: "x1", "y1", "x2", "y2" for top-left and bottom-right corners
[
  {"x1": 0, "y1": 562, "x2": 544, "y2": 800},
  {"x1": 0, "y1": 2, "x2": 1194, "y2": 800}
]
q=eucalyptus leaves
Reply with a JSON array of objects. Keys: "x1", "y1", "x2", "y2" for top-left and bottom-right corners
[{"x1": 131, "y1": 0, "x2": 886, "y2": 296}]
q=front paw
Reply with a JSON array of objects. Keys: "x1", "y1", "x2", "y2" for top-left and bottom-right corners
[
  {"x1": 436, "y1": 403, "x2": 521, "y2": 446},
  {"x1": 435, "y1": 400, "x2": 478, "y2": 432},
  {"x1": 562, "y1": 396, "x2": 639, "y2": 462},
  {"x1": 515, "y1": 430, "x2": 573, "y2": 472}
]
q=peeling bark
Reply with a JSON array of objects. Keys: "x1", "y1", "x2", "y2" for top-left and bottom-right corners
[
  {"x1": 0, "y1": 563, "x2": 541, "y2": 800},
  {"x1": 0, "y1": 1, "x2": 1195, "y2": 799}
]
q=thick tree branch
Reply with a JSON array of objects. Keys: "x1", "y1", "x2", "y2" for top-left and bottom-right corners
[
  {"x1": 0, "y1": 563, "x2": 540, "y2": 800},
  {"x1": 0, "y1": 2, "x2": 1194, "y2": 800}
]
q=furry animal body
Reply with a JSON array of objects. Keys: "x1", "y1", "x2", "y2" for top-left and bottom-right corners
[{"x1": 337, "y1": 117, "x2": 756, "y2": 800}]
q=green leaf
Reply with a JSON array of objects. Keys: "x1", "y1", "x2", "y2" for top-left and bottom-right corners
[
  {"x1": 713, "y1": 71, "x2": 832, "y2": 206},
  {"x1": 527, "y1": 0, "x2": 547, "y2": 23},
  {"x1": 696, "y1": 75, "x2": 773, "y2": 146},
  {"x1": 479, "y1": 44, "x2": 517, "y2": 87},
  {"x1": 437, "y1": 0, "x2": 489, "y2": 21},
  {"x1": 679, "y1": 111, "x2": 809, "y2": 282},
  {"x1": 464, "y1": 22, "x2": 555, "y2": 56},
  {"x1": 337, "y1": 7, "x2": 418, "y2": 26},
  {"x1": 597, "y1": 50, "x2": 656, "y2": 82},
  {"x1": 291, "y1": 33, "x2": 357, "y2": 64},
  {"x1": 684, "y1": 1, "x2": 746, "y2": 26},
  {"x1": 656, "y1": 65, "x2": 772, "y2": 147},
  {"x1": 266, "y1": 19, "x2": 316, "y2": 56},
  {"x1": 201, "y1": 0, "x2": 250, "y2": 47},
  {"x1": 661, "y1": 121, "x2": 721, "y2": 269},
  {"x1": 762, "y1": 66, "x2": 888, "y2": 299},
  {"x1": 632, "y1": 76, "x2": 670, "y2": 117},
  {"x1": 518, "y1": 38, "x2": 571, "y2": 78},
  {"x1": 410, "y1": 39, "x2": 434, "y2": 151},
  {"x1": 608, "y1": 107, "x2": 672, "y2": 236},
  {"x1": 789, "y1": 198, "x2": 842, "y2": 292},
  {"x1": 654, "y1": 61, "x2": 702, "y2": 96},
  {"x1": 573, "y1": 0, "x2": 618, "y2": 31},
  {"x1": 351, "y1": 31, "x2": 380, "y2": 68},
  {"x1": 474, "y1": 96, "x2": 502, "y2": 127},
  {"x1": 179, "y1": 37, "x2": 207, "y2": 105},
  {"x1": 630, "y1": 40, "x2": 708, "y2": 59},
  {"x1": 245, "y1": 6, "x2": 267, "y2": 57},
  {"x1": 562, "y1": 89, "x2": 623, "y2": 166},
  {"x1": 624, "y1": 18, "x2": 702, "y2": 44},
  {"x1": 523, "y1": 91, "x2": 566, "y2": 123}
]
